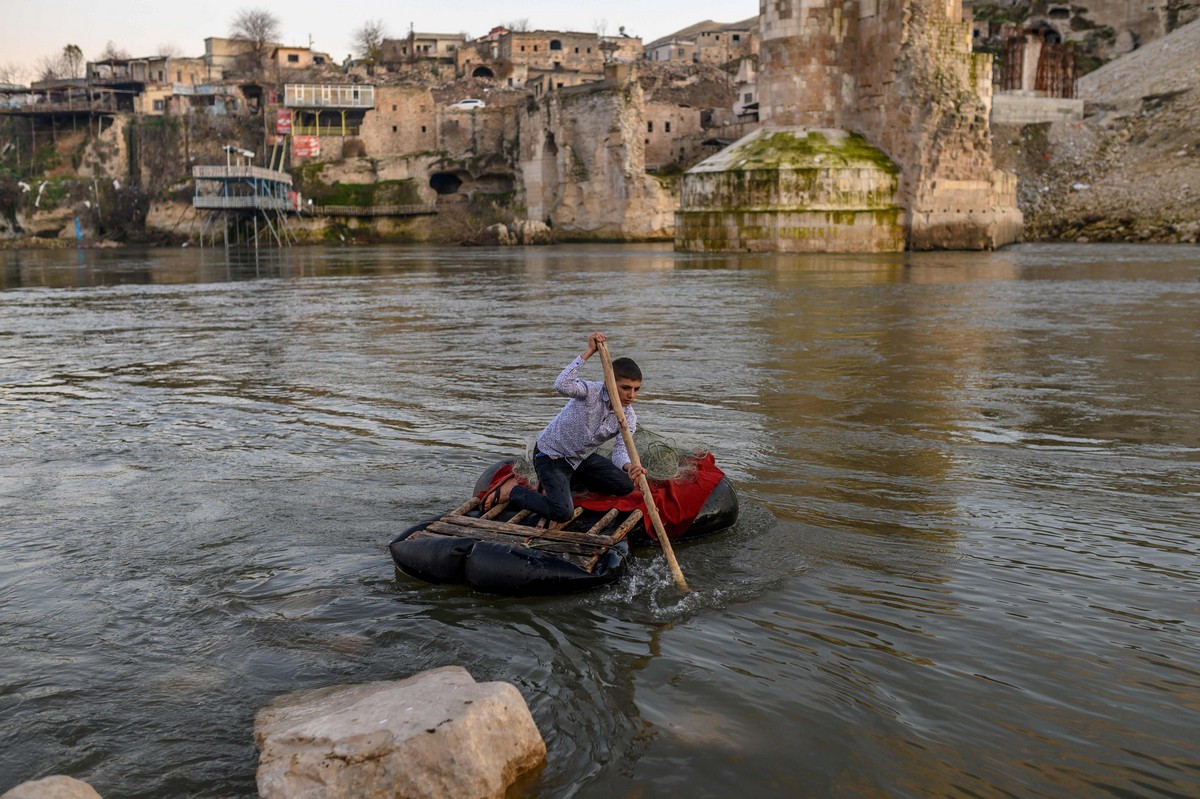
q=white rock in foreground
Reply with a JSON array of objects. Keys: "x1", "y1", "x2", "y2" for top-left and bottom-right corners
[
  {"x1": 0, "y1": 776, "x2": 102, "y2": 799},
  {"x1": 255, "y1": 666, "x2": 545, "y2": 799}
]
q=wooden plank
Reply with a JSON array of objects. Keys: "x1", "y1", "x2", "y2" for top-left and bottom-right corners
[
  {"x1": 480, "y1": 500, "x2": 510, "y2": 520},
  {"x1": 583, "y1": 510, "x2": 643, "y2": 572},
  {"x1": 451, "y1": 496, "x2": 481, "y2": 516},
  {"x1": 416, "y1": 524, "x2": 608, "y2": 557},
  {"x1": 439, "y1": 514, "x2": 616, "y2": 546},
  {"x1": 607, "y1": 510, "x2": 643, "y2": 545},
  {"x1": 424, "y1": 521, "x2": 611, "y2": 552},
  {"x1": 585, "y1": 508, "x2": 621, "y2": 536}
]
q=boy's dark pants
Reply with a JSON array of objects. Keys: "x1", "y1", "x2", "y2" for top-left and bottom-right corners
[{"x1": 510, "y1": 449, "x2": 635, "y2": 522}]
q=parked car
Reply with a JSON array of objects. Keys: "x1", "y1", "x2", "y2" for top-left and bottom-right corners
[{"x1": 448, "y1": 98, "x2": 486, "y2": 110}]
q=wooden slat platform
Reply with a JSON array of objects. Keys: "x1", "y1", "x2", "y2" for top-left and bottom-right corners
[{"x1": 408, "y1": 499, "x2": 643, "y2": 573}]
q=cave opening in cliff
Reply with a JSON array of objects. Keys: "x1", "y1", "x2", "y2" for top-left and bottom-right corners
[
  {"x1": 472, "y1": 66, "x2": 495, "y2": 78},
  {"x1": 430, "y1": 172, "x2": 464, "y2": 195}
]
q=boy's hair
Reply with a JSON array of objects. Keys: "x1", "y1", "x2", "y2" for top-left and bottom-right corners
[{"x1": 612, "y1": 357, "x2": 642, "y2": 382}]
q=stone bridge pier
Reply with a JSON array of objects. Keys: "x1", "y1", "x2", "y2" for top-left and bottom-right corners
[{"x1": 677, "y1": 0, "x2": 1023, "y2": 252}]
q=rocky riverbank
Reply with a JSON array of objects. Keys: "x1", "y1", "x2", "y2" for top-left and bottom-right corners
[{"x1": 992, "y1": 18, "x2": 1200, "y2": 244}]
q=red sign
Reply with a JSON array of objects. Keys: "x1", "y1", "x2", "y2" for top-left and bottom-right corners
[
  {"x1": 292, "y1": 135, "x2": 319, "y2": 158},
  {"x1": 276, "y1": 109, "x2": 293, "y2": 135}
]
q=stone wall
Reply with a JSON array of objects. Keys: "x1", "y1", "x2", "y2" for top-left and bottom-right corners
[
  {"x1": 756, "y1": 0, "x2": 1022, "y2": 249},
  {"x1": 644, "y1": 102, "x2": 705, "y2": 170},
  {"x1": 500, "y1": 32, "x2": 604, "y2": 73},
  {"x1": 357, "y1": 86, "x2": 439, "y2": 156}
]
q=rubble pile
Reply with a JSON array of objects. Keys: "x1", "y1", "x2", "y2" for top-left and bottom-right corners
[{"x1": 993, "y1": 18, "x2": 1200, "y2": 243}]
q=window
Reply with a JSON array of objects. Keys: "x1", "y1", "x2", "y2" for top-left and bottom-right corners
[
  {"x1": 744, "y1": 92, "x2": 753, "y2": 103},
  {"x1": 533, "y1": 45, "x2": 538, "y2": 52},
  {"x1": 314, "y1": 56, "x2": 325, "y2": 64},
  {"x1": 647, "y1": 121, "x2": 653, "y2": 132},
  {"x1": 520, "y1": 46, "x2": 525, "y2": 52},
  {"x1": 153, "y1": 99, "x2": 165, "y2": 111},
  {"x1": 392, "y1": 125, "x2": 397, "y2": 132},
  {"x1": 177, "y1": 71, "x2": 182, "y2": 81},
  {"x1": 733, "y1": 34, "x2": 741, "y2": 42},
  {"x1": 665, "y1": 122, "x2": 671, "y2": 132},
  {"x1": 421, "y1": 125, "x2": 426, "y2": 132},
  {"x1": 575, "y1": 47, "x2": 579, "y2": 54},
  {"x1": 287, "y1": 53, "x2": 300, "y2": 63},
  {"x1": 550, "y1": 40, "x2": 562, "y2": 51},
  {"x1": 392, "y1": 105, "x2": 397, "y2": 111}
]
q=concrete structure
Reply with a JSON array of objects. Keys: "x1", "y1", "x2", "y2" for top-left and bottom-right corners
[
  {"x1": 733, "y1": 57, "x2": 759, "y2": 119},
  {"x1": 991, "y1": 93, "x2": 1083, "y2": 124},
  {"x1": 679, "y1": 0, "x2": 1022, "y2": 251},
  {"x1": 646, "y1": 40, "x2": 697, "y2": 63},
  {"x1": 285, "y1": 83, "x2": 374, "y2": 136}
]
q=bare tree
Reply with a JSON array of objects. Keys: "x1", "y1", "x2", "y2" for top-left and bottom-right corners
[
  {"x1": 99, "y1": 41, "x2": 131, "y2": 61},
  {"x1": 506, "y1": 18, "x2": 531, "y2": 32},
  {"x1": 354, "y1": 18, "x2": 387, "y2": 70},
  {"x1": 61, "y1": 45, "x2": 84, "y2": 77},
  {"x1": 1, "y1": 62, "x2": 32, "y2": 86},
  {"x1": 156, "y1": 42, "x2": 182, "y2": 58},
  {"x1": 32, "y1": 44, "x2": 85, "y2": 81},
  {"x1": 230, "y1": 7, "x2": 281, "y2": 59},
  {"x1": 36, "y1": 55, "x2": 63, "y2": 81},
  {"x1": 594, "y1": 19, "x2": 609, "y2": 38}
]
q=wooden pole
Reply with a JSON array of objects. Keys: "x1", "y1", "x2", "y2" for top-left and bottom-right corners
[{"x1": 596, "y1": 340, "x2": 690, "y2": 593}]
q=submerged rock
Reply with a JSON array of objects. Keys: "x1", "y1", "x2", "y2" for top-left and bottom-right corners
[
  {"x1": 0, "y1": 776, "x2": 102, "y2": 799},
  {"x1": 255, "y1": 665, "x2": 545, "y2": 799}
]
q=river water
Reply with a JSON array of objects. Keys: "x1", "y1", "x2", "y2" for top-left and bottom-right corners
[{"x1": 1, "y1": 243, "x2": 1198, "y2": 798}]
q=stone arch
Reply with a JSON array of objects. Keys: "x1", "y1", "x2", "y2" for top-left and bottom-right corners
[
  {"x1": 471, "y1": 65, "x2": 495, "y2": 78},
  {"x1": 549, "y1": 40, "x2": 563, "y2": 51}
]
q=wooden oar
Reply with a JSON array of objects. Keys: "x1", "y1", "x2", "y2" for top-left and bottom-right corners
[{"x1": 596, "y1": 340, "x2": 690, "y2": 593}]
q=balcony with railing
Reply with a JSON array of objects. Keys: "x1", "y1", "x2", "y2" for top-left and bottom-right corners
[
  {"x1": 284, "y1": 84, "x2": 374, "y2": 109},
  {"x1": 193, "y1": 165, "x2": 294, "y2": 211}
]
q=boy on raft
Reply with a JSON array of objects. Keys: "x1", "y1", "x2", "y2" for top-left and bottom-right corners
[{"x1": 482, "y1": 332, "x2": 647, "y2": 522}]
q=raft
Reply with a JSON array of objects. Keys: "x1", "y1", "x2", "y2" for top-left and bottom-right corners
[{"x1": 389, "y1": 458, "x2": 739, "y2": 596}]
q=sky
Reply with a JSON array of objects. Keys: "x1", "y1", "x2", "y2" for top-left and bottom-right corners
[{"x1": 0, "y1": 0, "x2": 760, "y2": 78}]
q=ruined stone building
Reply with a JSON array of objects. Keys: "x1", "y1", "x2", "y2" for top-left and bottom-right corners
[
  {"x1": 379, "y1": 34, "x2": 467, "y2": 73},
  {"x1": 646, "y1": 19, "x2": 760, "y2": 64}
]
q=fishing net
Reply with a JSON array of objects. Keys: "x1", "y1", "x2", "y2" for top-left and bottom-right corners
[{"x1": 511, "y1": 427, "x2": 711, "y2": 486}]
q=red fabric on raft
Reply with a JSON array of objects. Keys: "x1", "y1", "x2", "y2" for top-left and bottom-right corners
[{"x1": 477, "y1": 454, "x2": 725, "y2": 542}]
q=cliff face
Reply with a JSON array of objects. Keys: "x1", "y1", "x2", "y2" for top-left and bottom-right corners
[
  {"x1": 1, "y1": 114, "x2": 265, "y2": 244},
  {"x1": 519, "y1": 71, "x2": 677, "y2": 241}
]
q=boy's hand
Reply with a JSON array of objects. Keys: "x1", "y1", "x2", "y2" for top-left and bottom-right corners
[
  {"x1": 584, "y1": 331, "x2": 606, "y2": 359},
  {"x1": 626, "y1": 463, "x2": 646, "y2": 482}
]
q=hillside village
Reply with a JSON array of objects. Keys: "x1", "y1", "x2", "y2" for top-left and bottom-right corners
[{"x1": 1, "y1": 1, "x2": 1197, "y2": 246}]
